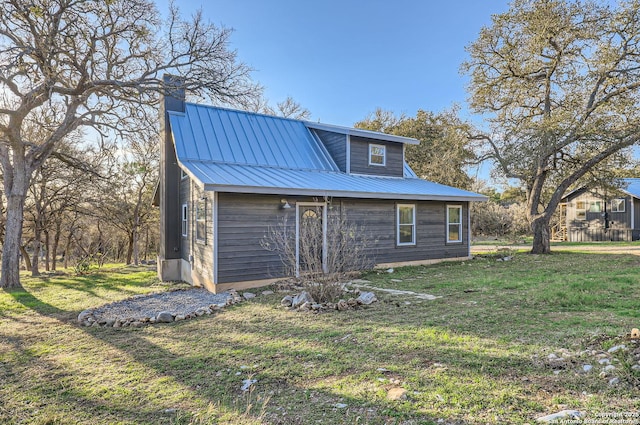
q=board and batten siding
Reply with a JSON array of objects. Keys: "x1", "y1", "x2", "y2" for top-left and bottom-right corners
[
  {"x1": 179, "y1": 175, "x2": 214, "y2": 286},
  {"x1": 179, "y1": 175, "x2": 191, "y2": 261},
  {"x1": 566, "y1": 192, "x2": 632, "y2": 229},
  {"x1": 216, "y1": 193, "x2": 293, "y2": 284},
  {"x1": 215, "y1": 194, "x2": 470, "y2": 284},
  {"x1": 341, "y1": 199, "x2": 469, "y2": 264},
  {"x1": 349, "y1": 136, "x2": 404, "y2": 177},
  {"x1": 312, "y1": 129, "x2": 347, "y2": 172}
]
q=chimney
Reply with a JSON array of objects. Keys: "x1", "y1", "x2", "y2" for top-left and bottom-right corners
[{"x1": 157, "y1": 75, "x2": 185, "y2": 280}]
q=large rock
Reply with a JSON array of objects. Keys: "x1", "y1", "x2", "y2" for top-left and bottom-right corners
[
  {"x1": 156, "y1": 311, "x2": 174, "y2": 323},
  {"x1": 387, "y1": 387, "x2": 407, "y2": 401},
  {"x1": 280, "y1": 295, "x2": 294, "y2": 307},
  {"x1": 536, "y1": 410, "x2": 582, "y2": 423},
  {"x1": 291, "y1": 291, "x2": 315, "y2": 308},
  {"x1": 77, "y1": 310, "x2": 93, "y2": 324},
  {"x1": 356, "y1": 291, "x2": 377, "y2": 305}
]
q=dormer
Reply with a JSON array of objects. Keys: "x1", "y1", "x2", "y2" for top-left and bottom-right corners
[{"x1": 305, "y1": 122, "x2": 419, "y2": 178}]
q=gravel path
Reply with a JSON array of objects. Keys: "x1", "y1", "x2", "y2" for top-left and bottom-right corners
[{"x1": 87, "y1": 288, "x2": 231, "y2": 323}]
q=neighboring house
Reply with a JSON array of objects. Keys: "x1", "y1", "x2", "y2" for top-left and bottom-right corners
[
  {"x1": 555, "y1": 178, "x2": 640, "y2": 242},
  {"x1": 156, "y1": 76, "x2": 487, "y2": 293}
]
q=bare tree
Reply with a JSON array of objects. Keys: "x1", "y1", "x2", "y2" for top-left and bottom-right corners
[{"x1": 0, "y1": 0, "x2": 260, "y2": 288}]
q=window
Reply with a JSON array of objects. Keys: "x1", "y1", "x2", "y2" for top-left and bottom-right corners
[
  {"x1": 447, "y1": 205, "x2": 463, "y2": 243},
  {"x1": 196, "y1": 198, "x2": 207, "y2": 243},
  {"x1": 369, "y1": 144, "x2": 386, "y2": 166},
  {"x1": 576, "y1": 201, "x2": 586, "y2": 220},
  {"x1": 589, "y1": 201, "x2": 602, "y2": 213},
  {"x1": 181, "y1": 204, "x2": 188, "y2": 237},
  {"x1": 181, "y1": 168, "x2": 188, "y2": 180},
  {"x1": 611, "y1": 198, "x2": 625, "y2": 213},
  {"x1": 397, "y1": 204, "x2": 416, "y2": 246}
]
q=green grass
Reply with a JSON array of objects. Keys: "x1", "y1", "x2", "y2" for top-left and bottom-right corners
[{"x1": 1, "y1": 255, "x2": 639, "y2": 424}]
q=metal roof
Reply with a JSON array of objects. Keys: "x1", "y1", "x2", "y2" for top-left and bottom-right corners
[
  {"x1": 622, "y1": 178, "x2": 640, "y2": 198},
  {"x1": 169, "y1": 103, "x2": 487, "y2": 202},
  {"x1": 180, "y1": 160, "x2": 486, "y2": 201},
  {"x1": 169, "y1": 104, "x2": 338, "y2": 171},
  {"x1": 304, "y1": 121, "x2": 420, "y2": 145}
]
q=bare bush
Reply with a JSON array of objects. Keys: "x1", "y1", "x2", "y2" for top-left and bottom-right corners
[{"x1": 262, "y1": 203, "x2": 373, "y2": 302}]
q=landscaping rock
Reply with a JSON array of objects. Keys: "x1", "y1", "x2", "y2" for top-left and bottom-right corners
[
  {"x1": 243, "y1": 292, "x2": 256, "y2": 300},
  {"x1": 536, "y1": 410, "x2": 582, "y2": 423},
  {"x1": 356, "y1": 292, "x2": 377, "y2": 305},
  {"x1": 280, "y1": 295, "x2": 294, "y2": 307},
  {"x1": 241, "y1": 379, "x2": 257, "y2": 392},
  {"x1": 261, "y1": 290, "x2": 274, "y2": 296},
  {"x1": 77, "y1": 310, "x2": 93, "y2": 324},
  {"x1": 608, "y1": 344, "x2": 627, "y2": 354},
  {"x1": 336, "y1": 299, "x2": 349, "y2": 311},
  {"x1": 609, "y1": 377, "x2": 620, "y2": 386},
  {"x1": 582, "y1": 365, "x2": 593, "y2": 372},
  {"x1": 291, "y1": 291, "x2": 314, "y2": 308},
  {"x1": 156, "y1": 311, "x2": 174, "y2": 323},
  {"x1": 386, "y1": 268, "x2": 394, "y2": 273},
  {"x1": 387, "y1": 387, "x2": 407, "y2": 401}
]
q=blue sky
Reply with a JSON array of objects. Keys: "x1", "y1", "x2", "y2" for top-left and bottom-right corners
[{"x1": 159, "y1": 0, "x2": 511, "y2": 127}]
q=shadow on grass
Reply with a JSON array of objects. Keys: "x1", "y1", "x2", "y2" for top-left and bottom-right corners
[{"x1": 5, "y1": 288, "x2": 463, "y2": 424}]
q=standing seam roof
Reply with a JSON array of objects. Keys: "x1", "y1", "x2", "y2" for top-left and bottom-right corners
[{"x1": 169, "y1": 103, "x2": 486, "y2": 202}]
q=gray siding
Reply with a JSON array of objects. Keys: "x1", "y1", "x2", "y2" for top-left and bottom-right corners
[
  {"x1": 215, "y1": 195, "x2": 469, "y2": 284},
  {"x1": 565, "y1": 192, "x2": 632, "y2": 231},
  {"x1": 217, "y1": 193, "x2": 293, "y2": 284},
  {"x1": 342, "y1": 199, "x2": 469, "y2": 264},
  {"x1": 313, "y1": 129, "x2": 347, "y2": 171},
  {"x1": 349, "y1": 136, "x2": 404, "y2": 177},
  {"x1": 179, "y1": 177, "x2": 214, "y2": 282},
  {"x1": 179, "y1": 175, "x2": 191, "y2": 260},
  {"x1": 193, "y1": 187, "x2": 214, "y2": 281}
]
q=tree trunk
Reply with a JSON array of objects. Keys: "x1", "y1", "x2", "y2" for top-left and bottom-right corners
[
  {"x1": 126, "y1": 232, "x2": 134, "y2": 265},
  {"x1": 531, "y1": 216, "x2": 551, "y2": 254},
  {"x1": 1, "y1": 193, "x2": 27, "y2": 289},
  {"x1": 44, "y1": 230, "x2": 50, "y2": 272},
  {"x1": 51, "y1": 222, "x2": 61, "y2": 271},
  {"x1": 20, "y1": 245, "x2": 32, "y2": 272},
  {"x1": 31, "y1": 228, "x2": 41, "y2": 277}
]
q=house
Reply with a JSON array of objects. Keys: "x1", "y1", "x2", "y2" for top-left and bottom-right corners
[
  {"x1": 157, "y1": 76, "x2": 487, "y2": 293},
  {"x1": 554, "y1": 178, "x2": 640, "y2": 242}
]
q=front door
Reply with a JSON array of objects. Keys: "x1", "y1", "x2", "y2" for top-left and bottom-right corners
[{"x1": 296, "y1": 202, "x2": 327, "y2": 277}]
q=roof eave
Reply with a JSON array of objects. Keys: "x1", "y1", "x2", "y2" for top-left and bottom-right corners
[
  {"x1": 202, "y1": 183, "x2": 488, "y2": 202},
  {"x1": 305, "y1": 121, "x2": 420, "y2": 145}
]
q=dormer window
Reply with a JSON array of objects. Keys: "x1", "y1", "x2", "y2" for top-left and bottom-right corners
[{"x1": 369, "y1": 144, "x2": 386, "y2": 166}]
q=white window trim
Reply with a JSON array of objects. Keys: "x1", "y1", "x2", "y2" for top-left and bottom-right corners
[
  {"x1": 611, "y1": 198, "x2": 626, "y2": 213},
  {"x1": 368, "y1": 143, "x2": 386, "y2": 166},
  {"x1": 447, "y1": 205, "x2": 463, "y2": 243},
  {"x1": 181, "y1": 204, "x2": 188, "y2": 237},
  {"x1": 396, "y1": 204, "x2": 416, "y2": 246},
  {"x1": 575, "y1": 201, "x2": 587, "y2": 220},
  {"x1": 180, "y1": 168, "x2": 188, "y2": 180},
  {"x1": 195, "y1": 198, "x2": 207, "y2": 243}
]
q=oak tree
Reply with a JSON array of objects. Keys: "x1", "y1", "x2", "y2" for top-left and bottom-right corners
[
  {"x1": 463, "y1": 0, "x2": 640, "y2": 253},
  {"x1": 0, "y1": 0, "x2": 258, "y2": 288}
]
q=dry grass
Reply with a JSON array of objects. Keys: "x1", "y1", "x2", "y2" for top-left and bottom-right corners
[{"x1": 1, "y1": 253, "x2": 640, "y2": 424}]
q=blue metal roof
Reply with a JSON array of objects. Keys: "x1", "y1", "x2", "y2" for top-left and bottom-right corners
[
  {"x1": 622, "y1": 178, "x2": 640, "y2": 198},
  {"x1": 180, "y1": 161, "x2": 485, "y2": 201},
  {"x1": 169, "y1": 104, "x2": 337, "y2": 171},
  {"x1": 170, "y1": 103, "x2": 487, "y2": 202}
]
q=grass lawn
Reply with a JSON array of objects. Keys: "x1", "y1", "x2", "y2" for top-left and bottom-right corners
[{"x1": 1, "y1": 255, "x2": 639, "y2": 424}]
